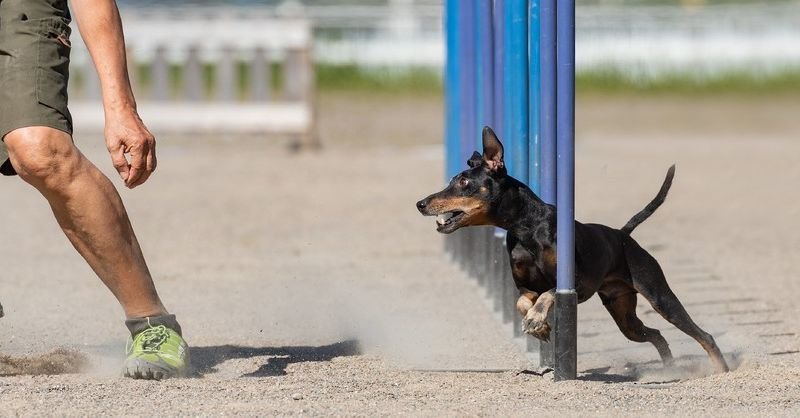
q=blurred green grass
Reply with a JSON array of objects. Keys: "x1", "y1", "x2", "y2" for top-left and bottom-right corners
[
  {"x1": 316, "y1": 65, "x2": 800, "y2": 96},
  {"x1": 123, "y1": 63, "x2": 444, "y2": 98},
  {"x1": 576, "y1": 68, "x2": 800, "y2": 96},
  {"x1": 316, "y1": 65, "x2": 442, "y2": 94},
  {"x1": 74, "y1": 63, "x2": 800, "y2": 98}
]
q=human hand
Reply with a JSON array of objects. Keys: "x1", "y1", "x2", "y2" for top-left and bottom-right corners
[{"x1": 104, "y1": 108, "x2": 156, "y2": 188}]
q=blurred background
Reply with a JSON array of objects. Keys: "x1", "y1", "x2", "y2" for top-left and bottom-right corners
[{"x1": 65, "y1": 0, "x2": 800, "y2": 149}]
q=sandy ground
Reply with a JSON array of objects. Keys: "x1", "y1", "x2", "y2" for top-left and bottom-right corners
[{"x1": 1, "y1": 93, "x2": 799, "y2": 416}]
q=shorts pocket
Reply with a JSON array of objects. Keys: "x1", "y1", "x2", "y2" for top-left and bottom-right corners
[
  {"x1": 37, "y1": 17, "x2": 72, "y2": 79},
  {"x1": 36, "y1": 68, "x2": 73, "y2": 132}
]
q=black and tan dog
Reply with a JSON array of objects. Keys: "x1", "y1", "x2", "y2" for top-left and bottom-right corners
[{"x1": 416, "y1": 127, "x2": 728, "y2": 373}]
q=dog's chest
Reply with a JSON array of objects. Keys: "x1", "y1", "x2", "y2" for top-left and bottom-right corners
[{"x1": 510, "y1": 242, "x2": 557, "y2": 292}]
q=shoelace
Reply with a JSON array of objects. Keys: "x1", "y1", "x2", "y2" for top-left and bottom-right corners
[{"x1": 136, "y1": 325, "x2": 171, "y2": 353}]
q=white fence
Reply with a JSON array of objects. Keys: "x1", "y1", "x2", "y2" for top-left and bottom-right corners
[
  {"x1": 67, "y1": 1, "x2": 799, "y2": 137},
  {"x1": 110, "y1": 2, "x2": 800, "y2": 77},
  {"x1": 576, "y1": 3, "x2": 800, "y2": 78},
  {"x1": 69, "y1": 14, "x2": 317, "y2": 146}
]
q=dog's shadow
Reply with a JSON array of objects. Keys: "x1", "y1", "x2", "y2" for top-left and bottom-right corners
[
  {"x1": 579, "y1": 352, "x2": 743, "y2": 384},
  {"x1": 189, "y1": 339, "x2": 361, "y2": 378},
  {"x1": 579, "y1": 366, "x2": 638, "y2": 383}
]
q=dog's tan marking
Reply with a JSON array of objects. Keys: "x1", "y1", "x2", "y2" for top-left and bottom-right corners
[
  {"x1": 542, "y1": 247, "x2": 557, "y2": 274},
  {"x1": 427, "y1": 196, "x2": 484, "y2": 214},
  {"x1": 511, "y1": 259, "x2": 532, "y2": 282},
  {"x1": 516, "y1": 288, "x2": 538, "y2": 316},
  {"x1": 523, "y1": 291, "x2": 555, "y2": 341},
  {"x1": 427, "y1": 196, "x2": 492, "y2": 226}
]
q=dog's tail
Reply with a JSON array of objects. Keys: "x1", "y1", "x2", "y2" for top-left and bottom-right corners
[{"x1": 621, "y1": 164, "x2": 676, "y2": 235}]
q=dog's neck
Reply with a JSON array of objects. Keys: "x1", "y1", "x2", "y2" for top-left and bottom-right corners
[{"x1": 493, "y1": 176, "x2": 556, "y2": 246}]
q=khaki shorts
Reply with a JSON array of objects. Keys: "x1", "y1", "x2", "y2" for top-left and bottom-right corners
[{"x1": 0, "y1": 0, "x2": 72, "y2": 176}]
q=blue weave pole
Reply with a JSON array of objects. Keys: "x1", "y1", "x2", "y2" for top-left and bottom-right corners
[
  {"x1": 502, "y1": 0, "x2": 528, "y2": 182},
  {"x1": 477, "y1": 1, "x2": 497, "y2": 284},
  {"x1": 528, "y1": 0, "x2": 541, "y2": 194},
  {"x1": 444, "y1": 0, "x2": 461, "y2": 180},
  {"x1": 491, "y1": 0, "x2": 509, "y2": 330},
  {"x1": 492, "y1": 0, "x2": 505, "y2": 140},
  {"x1": 554, "y1": 0, "x2": 577, "y2": 382},
  {"x1": 460, "y1": 3, "x2": 477, "y2": 168},
  {"x1": 475, "y1": 0, "x2": 494, "y2": 149},
  {"x1": 539, "y1": 0, "x2": 557, "y2": 205},
  {"x1": 533, "y1": 0, "x2": 557, "y2": 367}
]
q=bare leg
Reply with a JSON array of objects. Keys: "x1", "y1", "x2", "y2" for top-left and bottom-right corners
[{"x1": 4, "y1": 127, "x2": 166, "y2": 318}]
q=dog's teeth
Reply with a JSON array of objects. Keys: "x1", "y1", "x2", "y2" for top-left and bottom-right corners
[{"x1": 436, "y1": 213, "x2": 453, "y2": 225}]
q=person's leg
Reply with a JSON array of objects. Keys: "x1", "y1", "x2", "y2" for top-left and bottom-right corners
[
  {"x1": 4, "y1": 126, "x2": 188, "y2": 379},
  {"x1": 0, "y1": 0, "x2": 186, "y2": 380},
  {"x1": 3, "y1": 126, "x2": 166, "y2": 318}
]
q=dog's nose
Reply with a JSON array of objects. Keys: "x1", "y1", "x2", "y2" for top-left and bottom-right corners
[{"x1": 416, "y1": 199, "x2": 427, "y2": 212}]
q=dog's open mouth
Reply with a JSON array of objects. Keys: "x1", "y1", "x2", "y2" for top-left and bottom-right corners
[{"x1": 435, "y1": 211, "x2": 465, "y2": 232}]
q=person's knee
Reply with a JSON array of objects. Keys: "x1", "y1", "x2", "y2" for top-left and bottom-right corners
[{"x1": 4, "y1": 127, "x2": 83, "y2": 187}]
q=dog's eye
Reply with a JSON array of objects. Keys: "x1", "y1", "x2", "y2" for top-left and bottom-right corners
[{"x1": 459, "y1": 178, "x2": 469, "y2": 187}]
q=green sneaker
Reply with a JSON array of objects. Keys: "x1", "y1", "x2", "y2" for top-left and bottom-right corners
[{"x1": 123, "y1": 322, "x2": 189, "y2": 380}]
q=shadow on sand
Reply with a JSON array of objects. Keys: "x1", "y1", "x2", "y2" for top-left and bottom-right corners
[
  {"x1": 189, "y1": 339, "x2": 361, "y2": 378},
  {"x1": 579, "y1": 352, "x2": 743, "y2": 384}
]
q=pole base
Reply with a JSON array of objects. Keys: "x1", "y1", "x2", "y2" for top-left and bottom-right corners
[{"x1": 554, "y1": 290, "x2": 577, "y2": 381}]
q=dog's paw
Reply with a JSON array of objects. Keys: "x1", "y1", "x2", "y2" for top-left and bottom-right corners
[{"x1": 522, "y1": 310, "x2": 551, "y2": 342}]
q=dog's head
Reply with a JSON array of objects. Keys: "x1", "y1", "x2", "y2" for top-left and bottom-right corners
[{"x1": 416, "y1": 126, "x2": 508, "y2": 233}]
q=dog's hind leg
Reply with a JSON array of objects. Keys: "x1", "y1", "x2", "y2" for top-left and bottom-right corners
[
  {"x1": 598, "y1": 284, "x2": 673, "y2": 366},
  {"x1": 623, "y1": 238, "x2": 729, "y2": 373}
]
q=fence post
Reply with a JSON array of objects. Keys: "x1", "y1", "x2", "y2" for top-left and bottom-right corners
[
  {"x1": 216, "y1": 45, "x2": 237, "y2": 101},
  {"x1": 151, "y1": 45, "x2": 170, "y2": 102},
  {"x1": 250, "y1": 47, "x2": 271, "y2": 101},
  {"x1": 285, "y1": 48, "x2": 311, "y2": 101},
  {"x1": 184, "y1": 46, "x2": 203, "y2": 101}
]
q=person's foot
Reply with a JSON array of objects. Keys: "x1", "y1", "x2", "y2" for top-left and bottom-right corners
[{"x1": 123, "y1": 322, "x2": 189, "y2": 380}]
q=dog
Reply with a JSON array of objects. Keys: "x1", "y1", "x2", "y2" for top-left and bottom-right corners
[{"x1": 416, "y1": 126, "x2": 729, "y2": 373}]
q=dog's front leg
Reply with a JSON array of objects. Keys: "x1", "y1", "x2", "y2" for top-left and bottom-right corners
[
  {"x1": 522, "y1": 289, "x2": 555, "y2": 341},
  {"x1": 515, "y1": 288, "x2": 538, "y2": 316}
]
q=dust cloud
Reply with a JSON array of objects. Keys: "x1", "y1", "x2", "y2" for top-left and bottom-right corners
[{"x1": 0, "y1": 348, "x2": 88, "y2": 376}]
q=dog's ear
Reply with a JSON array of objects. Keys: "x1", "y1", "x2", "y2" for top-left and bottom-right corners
[
  {"x1": 482, "y1": 126, "x2": 504, "y2": 171},
  {"x1": 467, "y1": 151, "x2": 483, "y2": 168}
]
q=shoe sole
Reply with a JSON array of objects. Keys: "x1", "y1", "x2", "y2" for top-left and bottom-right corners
[{"x1": 123, "y1": 358, "x2": 184, "y2": 380}]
